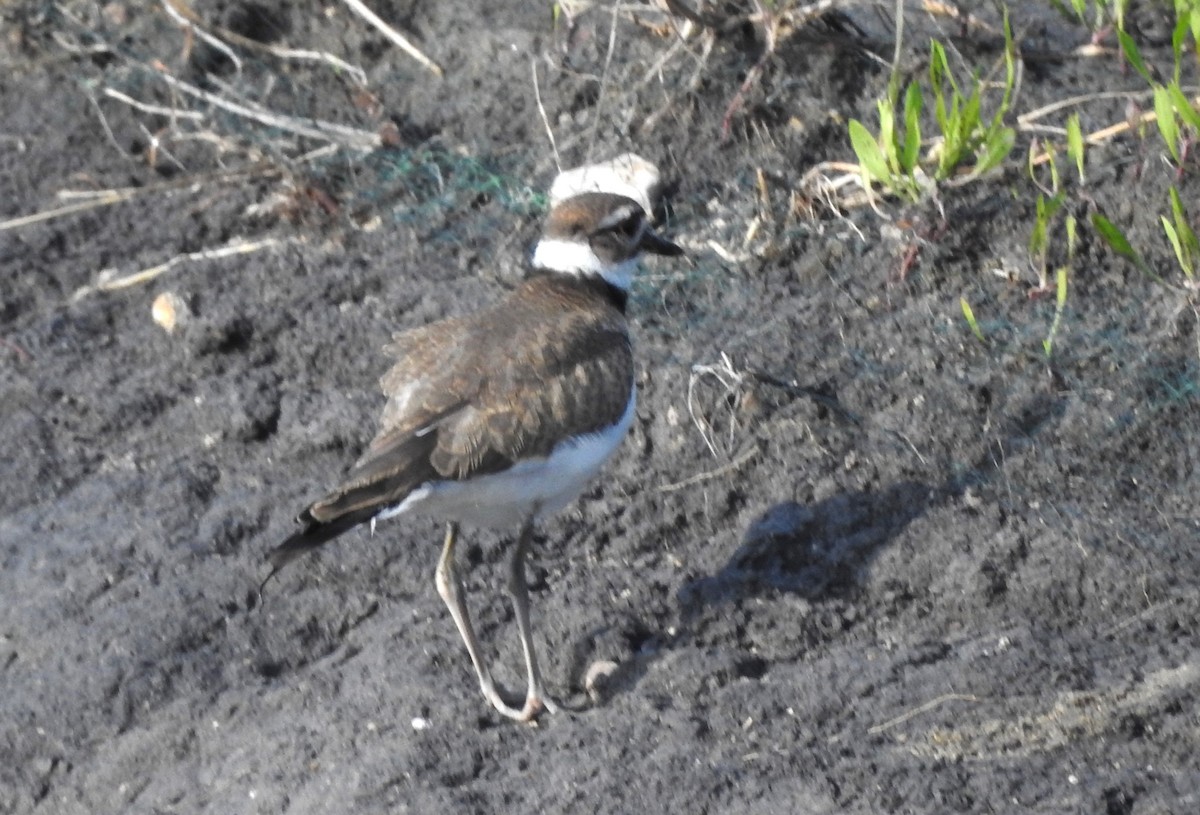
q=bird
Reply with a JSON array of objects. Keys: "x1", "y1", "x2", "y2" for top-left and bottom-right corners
[{"x1": 265, "y1": 191, "x2": 683, "y2": 721}]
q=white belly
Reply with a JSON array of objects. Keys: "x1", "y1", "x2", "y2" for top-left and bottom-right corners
[{"x1": 379, "y1": 390, "x2": 635, "y2": 528}]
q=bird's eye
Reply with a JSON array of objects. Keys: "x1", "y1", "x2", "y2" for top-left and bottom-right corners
[
  {"x1": 593, "y1": 203, "x2": 645, "y2": 242},
  {"x1": 614, "y1": 214, "x2": 641, "y2": 238}
]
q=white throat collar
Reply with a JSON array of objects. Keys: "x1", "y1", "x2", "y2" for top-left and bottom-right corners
[{"x1": 531, "y1": 239, "x2": 637, "y2": 291}]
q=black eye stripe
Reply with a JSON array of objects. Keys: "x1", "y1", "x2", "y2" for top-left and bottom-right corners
[{"x1": 594, "y1": 204, "x2": 642, "y2": 234}]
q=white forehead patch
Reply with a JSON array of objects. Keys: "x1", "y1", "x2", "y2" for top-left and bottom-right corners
[{"x1": 549, "y1": 153, "x2": 661, "y2": 214}]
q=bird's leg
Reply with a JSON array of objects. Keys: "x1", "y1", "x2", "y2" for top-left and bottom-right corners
[
  {"x1": 434, "y1": 521, "x2": 525, "y2": 720},
  {"x1": 507, "y1": 512, "x2": 558, "y2": 720}
]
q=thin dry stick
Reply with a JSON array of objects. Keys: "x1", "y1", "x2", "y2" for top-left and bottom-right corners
[
  {"x1": 657, "y1": 445, "x2": 758, "y2": 493},
  {"x1": 585, "y1": 3, "x2": 621, "y2": 164},
  {"x1": 1028, "y1": 106, "x2": 1176, "y2": 168},
  {"x1": 340, "y1": 0, "x2": 443, "y2": 77},
  {"x1": 73, "y1": 237, "x2": 282, "y2": 300},
  {"x1": 1019, "y1": 86, "x2": 1200, "y2": 164},
  {"x1": 163, "y1": 0, "x2": 368, "y2": 84},
  {"x1": 82, "y1": 86, "x2": 137, "y2": 163},
  {"x1": 531, "y1": 59, "x2": 561, "y2": 174},
  {"x1": 0, "y1": 194, "x2": 140, "y2": 231},
  {"x1": 635, "y1": 21, "x2": 691, "y2": 90},
  {"x1": 892, "y1": 0, "x2": 904, "y2": 75},
  {"x1": 254, "y1": 43, "x2": 367, "y2": 86},
  {"x1": 161, "y1": 0, "x2": 243, "y2": 75},
  {"x1": 687, "y1": 352, "x2": 745, "y2": 458},
  {"x1": 151, "y1": 67, "x2": 381, "y2": 150},
  {"x1": 103, "y1": 87, "x2": 206, "y2": 121},
  {"x1": 1017, "y1": 89, "x2": 1162, "y2": 127},
  {"x1": 0, "y1": 165, "x2": 280, "y2": 232},
  {"x1": 867, "y1": 694, "x2": 981, "y2": 735}
]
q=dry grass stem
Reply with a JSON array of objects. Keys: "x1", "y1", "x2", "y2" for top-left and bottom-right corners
[
  {"x1": 103, "y1": 87, "x2": 205, "y2": 121},
  {"x1": 0, "y1": 190, "x2": 143, "y2": 231},
  {"x1": 867, "y1": 693, "x2": 981, "y2": 735},
  {"x1": 161, "y1": 0, "x2": 244, "y2": 75},
  {"x1": 687, "y1": 352, "x2": 748, "y2": 458},
  {"x1": 254, "y1": 45, "x2": 367, "y2": 86},
  {"x1": 163, "y1": 0, "x2": 368, "y2": 84},
  {"x1": 1017, "y1": 90, "x2": 1162, "y2": 128},
  {"x1": 657, "y1": 444, "x2": 759, "y2": 493},
  {"x1": 531, "y1": 59, "x2": 561, "y2": 174},
  {"x1": 585, "y1": 4, "x2": 622, "y2": 163},
  {"x1": 1020, "y1": 87, "x2": 1200, "y2": 167},
  {"x1": 340, "y1": 0, "x2": 444, "y2": 77},
  {"x1": 50, "y1": 30, "x2": 111, "y2": 56},
  {"x1": 1028, "y1": 106, "x2": 1179, "y2": 168},
  {"x1": 151, "y1": 67, "x2": 381, "y2": 150},
  {"x1": 1, "y1": 165, "x2": 281, "y2": 232},
  {"x1": 72, "y1": 237, "x2": 283, "y2": 301},
  {"x1": 798, "y1": 161, "x2": 878, "y2": 214}
]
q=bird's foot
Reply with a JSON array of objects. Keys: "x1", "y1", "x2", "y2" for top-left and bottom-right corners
[{"x1": 480, "y1": 682, "x2": 560, "y2": 722}]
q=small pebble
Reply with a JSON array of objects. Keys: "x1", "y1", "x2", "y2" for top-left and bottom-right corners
[{"x1": 152, "y1": 292, "x2": 190, "y2": 334}]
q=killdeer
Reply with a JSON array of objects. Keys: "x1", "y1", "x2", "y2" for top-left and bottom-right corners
[{"x1": 266, "y1": 191, "x2": 683, "y2": 721}]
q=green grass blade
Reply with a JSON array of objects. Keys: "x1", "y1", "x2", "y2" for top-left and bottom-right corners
[
  {"x1": 1153, "y1": 86, "x2": 1181, "y2": 164},
  {"x1": 1066, "y1": 113, "x2": 1085, "y2": 183},
  {"x1": 902, "y1": 82, "x2": 923, "y2": 172},
  {"x1": 1118, "y1": 28, "x2": 1154, "y2": 85},
  {"x1": 999, "y1": 8, "x2": 1016, "y2": 116},
  {"x1": 969, "y1": 127, "x2": 1012, "y2": 177},
  {"x1": 849, "y1": 119, "x2": 891, "y2": 186},
  {"x1": 1092, "y1": 213, "x2": 1166, "y2": 283},
  {"x1": 1168, "y1": 185, "x2": 1198, "y2": 278},
  {"x1": 1043, "y1": 266, "x2": 1069, "y2": 358},
  {"x1": 1172, "y1": 12, "x2": 1190, "y2": 84},
  {"x1": 1163, "y1": 217, "x2": 1187, "y2": 273},
  {"x1": 877, "y1": 105, "x2": 896, "y2": 171},
  {"x1": 1167, "y1": 83, "x2": 1200, "y2": 131},
  {"x1": 960, "y1": 297, "x2": 986, "y2": 343}
]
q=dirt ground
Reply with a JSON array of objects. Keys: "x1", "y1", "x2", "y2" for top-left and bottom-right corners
[{"x1": 3, "y1": 1, "x2": 1199, "y2": 813}]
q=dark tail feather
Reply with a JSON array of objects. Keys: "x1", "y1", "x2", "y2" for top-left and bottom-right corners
[
  {"x1": 259, "y1": 431, "x2": 438, "y2": 600},
  {"x1": 259, "y1": 508, "x2": 376, "y2": 596}
]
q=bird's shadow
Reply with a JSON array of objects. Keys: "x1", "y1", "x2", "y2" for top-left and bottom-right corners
[
  {"x1": 563, "y1": 481, "x2": 933, "y2": 708},
  {"x1": 580, "y1": 389, "x2": 1069, "y2": 705},
  {"x1": 678, "y1": 479, "x2": 933, "y2": 609}
]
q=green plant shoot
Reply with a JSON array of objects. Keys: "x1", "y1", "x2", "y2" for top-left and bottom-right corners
[
  {"x1": 1161, "y1": 185, "x2": 1199, "y2": 281},
  {"x1": 960, "y1": 297, "x2": 986, "y2": 343},
  {"x1": 1066, "y1": 113, "x2": 1086, "y2": 184},
  {"x1": 1043, "y1": 266, "x2": 1069, "y2": 357}
]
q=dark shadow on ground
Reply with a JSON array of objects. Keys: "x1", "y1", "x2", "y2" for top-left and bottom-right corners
[
  {"x1": 677, "y1": 390, "x2": 1070, "y2": 611},
  {"x1": 680, "y1": 481, "x2": 933, "y2": 607}
]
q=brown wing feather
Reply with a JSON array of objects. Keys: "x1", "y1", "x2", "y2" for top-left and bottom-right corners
[
  {"x1": 271, "y1": 275, "x2": 631, "y2": 570},
  {"x1": 428, "y1": 276, "x2": 633, "y2": 480}
]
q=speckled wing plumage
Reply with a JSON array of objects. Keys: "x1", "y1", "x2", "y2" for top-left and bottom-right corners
[
  {"x1": 366, "y1": 272, "x2": 632, "y2": 485},
  {"x1": 265, "y1": 273, "x2": 632, "y2": 571}
]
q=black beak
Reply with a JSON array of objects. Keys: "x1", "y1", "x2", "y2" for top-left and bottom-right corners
[{"x1": 638, "y1": 227, "x2": 683, "y2": 257}]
